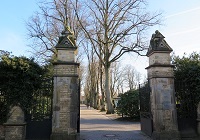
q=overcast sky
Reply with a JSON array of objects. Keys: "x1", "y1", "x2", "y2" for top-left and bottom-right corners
[{"x1": 0, "y1": 0, "x2": 200, "y2": 78}]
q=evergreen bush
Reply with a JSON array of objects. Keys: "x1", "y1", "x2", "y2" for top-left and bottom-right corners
[{"x1": 116, "y1": 89, "x2": 140, "y2": 119}]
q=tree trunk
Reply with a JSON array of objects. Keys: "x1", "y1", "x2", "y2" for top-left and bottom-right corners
[
  {"x1": 93, "y1": 91, "x2": 97, "y2": 109},
  {"x1": 99, "y1": 59, "x2": 105, "y2": 111},
  {"x1": 104, "y1": 65, "x2": 114, "y2": 114},
  {"x1": 100, "y1": 93, "x2": 105, "y2": 111},
  {"x1": 89, "y1": 90, "x2": 93, "y2": 107}
]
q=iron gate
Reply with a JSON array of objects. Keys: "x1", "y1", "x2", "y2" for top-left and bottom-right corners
[
  {"x1": 139, "y1": 81, "x2": 153, "y2": 137},
  {"x1": 25, "y1": 78, "x2": 53, "y2": 140},
  {"x1": 77, "y1": 79, "x2": 80, "y2": 133},
  {"x1": 175, "y1": 81, "x2": 198, "y2": 137}
]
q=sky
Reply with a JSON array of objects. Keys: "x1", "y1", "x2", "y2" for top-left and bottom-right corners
[
  {"x1": 1, "y1": 0, "x2": 200, "y2": 78},
  {"x1": 0, "y1": 0, "x2": 39, "y2": 56},
  {"x1": 122, "y1": 0, "x2": 200, "y2": 79}
]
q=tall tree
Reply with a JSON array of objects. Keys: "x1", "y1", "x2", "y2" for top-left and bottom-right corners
[
  {"x1": 82, "y1": 41, "x2": 98, "y2": 108},
  {"x1": 173, "y1": 52, "x2": 200, "y2": 85},
  {"x1": 123, "y1": 65, "x2": 141, "y2": 90},
  {"x1": 75, "y1": 0, "x2": 161, "y2": 113},
  {"x1": 26, "y1": 0, "x2": 85, "y2": 62},
  {"x1": 110, "y1": 62, "x2": 124, "y2": 97},
  {"x1": 172, "y1": 52, "x2": 200, "y2": 117}
]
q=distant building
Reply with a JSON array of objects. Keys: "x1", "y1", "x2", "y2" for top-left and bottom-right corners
[{"x1": 113, "y1": 94, "x2": 121, "y2": 108}]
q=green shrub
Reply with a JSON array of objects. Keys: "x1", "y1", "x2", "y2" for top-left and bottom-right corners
[
  {"x1": 0, "y1": 54, "x2": 51, "y2": 123},
  {"x1": 116, "y1": 89, "x2": 140, "y2": 119},
  {"x1": 0, "y1": 100, "x2": 9, "y2": 124}
]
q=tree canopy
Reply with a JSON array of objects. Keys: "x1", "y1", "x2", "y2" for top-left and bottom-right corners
[
  {"x1": 0, "y1": 54, "x2": 47, "y2": 110},
  {"x1": 116, "y1": 89, "x2": 140, "y2": 119},
  {"x1": 172, "y1": 52, "x2": 200, "y2": 117},
  {"x1": 75, "y1": 0, "x2": 161, "y2": 113},
  {"x1": 173, "y1": 52, "x2": 200, "y2": 84}
]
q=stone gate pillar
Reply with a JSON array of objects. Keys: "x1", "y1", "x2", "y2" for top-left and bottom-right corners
[
  {"x1": 51, "y1": 29, "x2": 79, "y2": 140},
  {"x1": 146, "y1": 31, "x2": 180, "y2": 140}
]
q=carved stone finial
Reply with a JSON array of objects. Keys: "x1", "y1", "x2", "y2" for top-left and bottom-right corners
[
  {"x1": 7, "y1": 106, "x2": 24, "y2": 123},
  {"x1": 56, "y1": 27, "x2": 76, "y2": 49},
  {"x1": 61, "y1": 26, "x2": 73, "y2": 36},
  {"x1": 146, "y1": 30, "x2": 172, "y2": 56}
]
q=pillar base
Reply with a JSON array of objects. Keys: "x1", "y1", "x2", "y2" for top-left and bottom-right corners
[
  {"x1": 197, "y1": 119, "x2": 200, "y2": 135},
  {"x1": 151, "y1": 130, "x2": 180, "y2": 140},
  {"x1": 3, "y1": 123, "x2": 26, "y2": 140},
  {"x1": 51, "y1": 133, "x2": 79, "y2": 140}
]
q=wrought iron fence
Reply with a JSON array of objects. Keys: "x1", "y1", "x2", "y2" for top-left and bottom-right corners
[
  {"x1": 25, "y1": 77, "x2": 53, "y2": 140},
  {"x1": 175, "y1": 81, "x2": 199, "y2": 119},
  {"x1": 139, "y1": 81, "x2": 151, "y2": 118},
  {"x1": 25, "y1": 78, "x2": 53, "y2": 121},
  {"x1": 139, "y1": 81, "x2": 153, "y2": 137},
  {"x1": 0, "y1": 77, "x2": 53, "y2": 123},
  {"x1": 175, "y1": 80, "x2": 200, "y2": 136},
  {"x1": 0, "y1": 91, "x2": 8, "y2": 124}
]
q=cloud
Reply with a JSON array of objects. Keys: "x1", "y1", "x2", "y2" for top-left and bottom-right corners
[
  {"x1": 166, "y1": 27, "x2": 200, "y2": 36},
  {"x1": 166, "y1": 7, "x2": 200, "y2": 18}
]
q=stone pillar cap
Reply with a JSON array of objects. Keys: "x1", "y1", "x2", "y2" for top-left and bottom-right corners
[
  {"x1": 6, "y1": 106, "x2": 25, "y2": 123},
  {"x1": 146, "y1": 30, "x2": 173, "y2": 56}
]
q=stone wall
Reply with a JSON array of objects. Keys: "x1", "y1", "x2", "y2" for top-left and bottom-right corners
[
  {"x1": 57, "y1": 50, "x2": 75, "y2": 62},
  {"x1": 149, "y1": 53, "x2": 171, "y2": 65},
  {"x1": 54, "y1": 65, "x2": 78, "y2": 76},
  {"x1": 52, "y1": 76, "x2": 78, "y2": 134},
  {"x1": 0, "y1": 125, "x2": 4, "y2": 140},
  {"x1": 147, "y1": 66, "x2": 174, "y2": 78},
  {"x1": 4, "y1": 125, "x2": 25, "y2": 140},
  {"x1": 4, "y1": 106, "x2": 26, "y2": 140},
  {"x1": 150, "y1": 78, "x2": 178, "y2": 131}
]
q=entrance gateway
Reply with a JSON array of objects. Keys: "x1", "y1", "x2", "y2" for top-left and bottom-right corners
[{"x1": 23, "y1": 30, "x2": 180, "y2": 140}]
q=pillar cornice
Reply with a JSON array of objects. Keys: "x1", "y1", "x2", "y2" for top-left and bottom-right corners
[
  {"x1": 53, "y1": 61, "x2": 80, "y2": 66},
  {"x1": 145, "y1": 64, "x2": 174, "y2": 69}
]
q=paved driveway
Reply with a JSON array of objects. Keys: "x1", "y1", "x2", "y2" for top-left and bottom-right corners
[{"x1": 80, "y1": 104, "x2": 152, "y2": 140}]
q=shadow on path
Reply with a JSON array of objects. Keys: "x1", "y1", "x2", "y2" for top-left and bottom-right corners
[{"x1": 80, "y1": 104, "x2": 152, "y2": 140}]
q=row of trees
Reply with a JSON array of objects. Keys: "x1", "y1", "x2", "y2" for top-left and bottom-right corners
[
  {"x1": 26, "y1": 0, "x2": 161, "y2": 113},
  {"x1": 83, "y1": 60, "x2": 141, "y2": 110}
]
